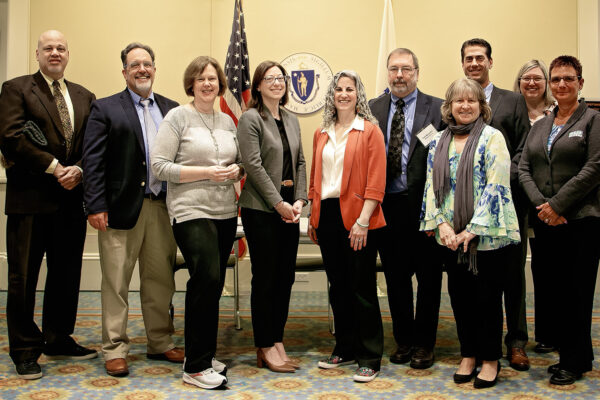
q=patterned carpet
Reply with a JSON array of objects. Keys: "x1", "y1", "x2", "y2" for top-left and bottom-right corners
[{"x1": 0, "y1": 291, "x2": 598, "y2": 400}]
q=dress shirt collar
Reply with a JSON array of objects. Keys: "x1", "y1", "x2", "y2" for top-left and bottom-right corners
[
  {"x1": 128, "y1": 88, "x2": 156, "y2": 106},
  {"x1": 321, "y1": 115, "x2": 364, "y2": 134},
  {"x1": 390, "y1": 87, "x2": 418, "y2": 107},
  {"x1": 484, "y1": 82, "x2": 494, "y2": 103},
  {"x1": 40, "y1": 71, "x2": 66, "y2": 91}
]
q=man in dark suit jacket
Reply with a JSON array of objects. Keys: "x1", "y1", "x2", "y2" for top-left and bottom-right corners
[
  {"x1": 0, "y1": 30, "x2": 97, "y2": 380},
  {"x1": 369, "y1": 48, "x2": 446, "y2": 369},
  {"x1": 461, "y1": 38, "x2": 531, "y2": 371},
  {"x1": 82, "y1": 43, "x2": 182, "y2": 377}
]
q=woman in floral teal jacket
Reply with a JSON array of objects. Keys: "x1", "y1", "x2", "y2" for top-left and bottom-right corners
[{"x1": 420, "y1": 78, "x2": 520, "y2": 389}]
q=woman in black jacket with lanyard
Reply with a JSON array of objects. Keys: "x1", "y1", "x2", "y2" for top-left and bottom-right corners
[
  {"x1": 519, "y1": 55, "x2": 600, "y2": 386},
  {"x1": 237, "y1": 60, "x2": 307, "y2": 373}
]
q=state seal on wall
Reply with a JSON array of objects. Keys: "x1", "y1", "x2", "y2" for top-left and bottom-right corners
[{"x1": 281, "y1": 53, "x2": 333, "y2": 115}]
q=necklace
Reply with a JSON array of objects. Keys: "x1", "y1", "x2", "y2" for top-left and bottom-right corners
[{"x1": 193, "y1": 103, "x2": 220, "y2": 162}]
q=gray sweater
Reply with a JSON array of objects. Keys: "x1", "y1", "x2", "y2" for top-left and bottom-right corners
[{"x1": 151, "y1": 103, "x2": 240, "y2": 224}]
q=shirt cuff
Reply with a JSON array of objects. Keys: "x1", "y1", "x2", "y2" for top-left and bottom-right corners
[{"x1": 45, "y1": 158, "x2": 59, "y2": 174}]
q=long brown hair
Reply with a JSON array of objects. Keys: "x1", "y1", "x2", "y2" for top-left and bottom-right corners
[{"x1": 247, "y1": 60, "x2": 289, "y2": 118}]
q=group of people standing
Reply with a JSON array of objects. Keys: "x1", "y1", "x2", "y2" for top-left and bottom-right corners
[{"x1": 0, "y1": 30, "x2": 598, "y2": 391}]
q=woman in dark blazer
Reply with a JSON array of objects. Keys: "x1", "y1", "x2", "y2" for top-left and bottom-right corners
[
  {"x1": 237, "y1": 60, "x2": 307, "y2": 373},
  {"x1": 519, "y1": 55, "x2": 600, "y2": 386}
]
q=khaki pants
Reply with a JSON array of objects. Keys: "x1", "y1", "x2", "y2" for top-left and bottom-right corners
[{"x1": 99, "y1": 198, "x2": 176, "y2": 360}]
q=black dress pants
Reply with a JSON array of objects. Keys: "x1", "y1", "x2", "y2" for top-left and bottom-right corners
[
  {"x1": 532, "y1": 217, "x2": 599, "y2": 374},
  {"x1": 444, "y1": 246, "x2": 508, "y2": 361},
  {"x1": 316, "y1": 199, "x2": 383, "y2": 371},
  {"x1": 172, "y1": 217, "x2": 237, "y2": 373},
  {"x1": 376, "y1": 192, "x2": 443, "y2": 350},
  {"x1": 241, "y1": 207, "x2": 299, "y2": 348},
  {"x1": 6, "y1": 206, "x2": 86, "y2": 364},
  {"x1": 503, "y1": 185, "x2": 529, "y2": 349},
  {"x1": 529, "y1": 215, "x2": 556, "y2": 346}
]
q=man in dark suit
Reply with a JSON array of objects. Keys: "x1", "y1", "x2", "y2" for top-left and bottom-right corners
[
  {"x1": 369, "y1": 48, "x2": 446, "y2": 369},
  {"x1": 461, "y1": 38, "x2": 531, "y2": 371},
  {"x1": 0, "y1": 30, "x2": 97, "y2": 380},
  {"x1": 82, "y1": 42, "x2": 182, "y2": 377}
]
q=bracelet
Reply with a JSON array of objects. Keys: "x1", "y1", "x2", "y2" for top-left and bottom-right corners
[{"x1": 355, "y1": 219, "x2": 369, "y2": 228}]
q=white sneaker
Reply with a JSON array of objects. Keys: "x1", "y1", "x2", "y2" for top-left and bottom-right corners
[
  {"x1": 183, "y1": 368, "x2": 227, "y2": 389},
  {"x1": 353, "y1": 367, "x2": 379, "y2": 382},
  {"x1": 212, "y1": 358, "x2": 227, "y2": 375}
]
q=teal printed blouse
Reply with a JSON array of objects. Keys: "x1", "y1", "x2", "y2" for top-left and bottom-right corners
[{"x1": 419, "y1": 125, "x2": 521, "y2": 250}]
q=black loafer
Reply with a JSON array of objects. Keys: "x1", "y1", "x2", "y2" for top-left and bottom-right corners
[
  {"x1": 410, "y1": 347, "x2": 434, "y2": 369},
  {"x1": 453, "y1": 367, "x2": 477, "y2": 383},
  {"x1": 547, "y1": 363, "x2": 560, "y2": 374},
  {"x1": 390, "y1": 345, "x2": 412, "y2": 364},
  {"x1": 473, "y1": 361, "x2": 501, "y2": 389},
  {"x1": 550, "y1": 369, "x2": 582, "y2": 385},
  {"x1": 44, "y1": 341, "x2": 98, "y2": 361},
  {"x1": 534, "y1": 343, "x2": 556, "y2": 353},
  {"x1": 15, "y1": 360, "x2": 42, "y2": 380}
]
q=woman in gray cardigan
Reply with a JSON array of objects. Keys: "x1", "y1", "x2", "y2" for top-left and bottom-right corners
[
  {"x1": 152, "y1": 56, "x2": 243, "y2": 389},
  {"x1": 519, "y1": 55, "x2": 600, "y2": 386},
  {"x1": 237, "y1": 60, "x2": 307, "y2": 373}
]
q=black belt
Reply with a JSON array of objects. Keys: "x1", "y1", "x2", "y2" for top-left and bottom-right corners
[{"x1": 144, "y1": 192, "x2": 166, "y2": 200}]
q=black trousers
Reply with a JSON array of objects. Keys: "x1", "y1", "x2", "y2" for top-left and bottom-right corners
[
  {"x1": 376, "y1": 192, "x2": 443, "y2": 350},
  {"x1": 528, "y1": 216, "x2": 555, "y2": 346},
  {"x1": 503, "y1": 185, "x2": 529, "y2": 349},
  {"x1": 241, "y1": 207, "x2": 299, "y2": 348},
  {"x1": 444, "y1": 246, "x2": 508, "y2": 361},
  {"x1": 316, "y1": 199, "x2": 383, "y2": 371},
  {"x1": 531, "y1": 217, "x2": 599, "y2": 374},
  {"x1": 6, "y1": 206, "x2": 86, "y2": 364},
  {"x1": 172, "y1": 217, "x2": 237, "y2": 373}
]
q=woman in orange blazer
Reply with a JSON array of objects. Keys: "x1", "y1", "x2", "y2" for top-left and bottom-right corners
[{"x1": 307, "y1": 70, "x2": 386, "y2": 383}]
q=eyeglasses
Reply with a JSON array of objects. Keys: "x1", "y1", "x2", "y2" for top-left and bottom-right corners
[
  {"x1": 519, "y1": 76, "x2": 545, "y2": 83},
  {"x1": 126, "y1": 61, "x2": 154, "y2": 70},
  {"x1": 387, "y1": 66, "x2": 418, "y2": 76},
  {"x1": 263, "y1": 75, "x2": 288, "y2": 84},
  {"x1": 549, "y1": 75, "x2": 580, "y2": 85}
]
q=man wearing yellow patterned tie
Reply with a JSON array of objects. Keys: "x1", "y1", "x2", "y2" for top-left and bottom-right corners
[
  {"x1": 82, "y1": 43, "x2": 182, "y2": 377},
  {"x1": 0, "y1": 30, "x2": 97, "y2": 380}
]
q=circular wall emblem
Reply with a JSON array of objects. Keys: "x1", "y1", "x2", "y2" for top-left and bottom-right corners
[{"x1": 281, "y1": 53, "x2": 333, "y2": 115}]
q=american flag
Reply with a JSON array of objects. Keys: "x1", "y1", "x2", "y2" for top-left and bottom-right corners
[{"x1": 220, "y1": 0, "x2": 251, "y2": 126}]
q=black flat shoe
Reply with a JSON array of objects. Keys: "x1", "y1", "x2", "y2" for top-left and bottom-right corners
[
  {"x1": 550, "y1": 369, "x2": 582, "y2": 385},
  {"x1": 389, "y1": 345, "x2": 412, "y2": 364},
  {"x1": 534, "y1": 343, "x2": 556, "y2": 353},
  {"x1": 473, "y1": 361, "x2": 500, "y2": 389},
  {"x1": 453, "y1": 367, "x2": 477, "y2": 383},
  {"x1": 547, "y1": 363, "x2": 560, "y2": 374}
]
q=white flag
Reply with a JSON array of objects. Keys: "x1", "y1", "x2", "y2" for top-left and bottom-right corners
[{"x1": 375, "y1": 0, "x2": 397, "y2": 97}]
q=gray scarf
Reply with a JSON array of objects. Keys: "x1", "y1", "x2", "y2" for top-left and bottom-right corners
[{"x1": 432, "y1": 116, "x2": 485, "y2": 274}]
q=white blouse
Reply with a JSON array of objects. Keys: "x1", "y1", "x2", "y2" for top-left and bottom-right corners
[{"x1": 320, "y1": 116, "x2": 364, "y2": 200}]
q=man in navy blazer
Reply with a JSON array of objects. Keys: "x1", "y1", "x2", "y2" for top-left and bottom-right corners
[
  {"x1": 369, "y1": 48, "x2": 446, "y2": 369},
  {"x1": 461, "y1": 38, "x2": 531, "y2": 371},
  {"x1": 0, "y1": 30, "x2": 97, "y2": 380},
  {"x1": 82, "y1": 42, "x2": 182, "y2": 377}
]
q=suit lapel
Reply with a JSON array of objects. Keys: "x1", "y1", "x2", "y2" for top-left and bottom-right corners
[
  {"x1": 488, "y1": 86, "x2": 503, "y2": 120},
  {"x1": 119, "y1": 89, "x2": 146, "y2": 155},
  {"x1": 341, "y1": 130, "x2": 358, "y2": 195},
  {"x1": 408, "y1": 92, "x2": 429, "y2": 162},
  {"x1": 313, "y1": 131, "x2": 328, "y2": 196},
  {"x1": 551, "y1": 102, "x2": 587, "y2": 148},
  {"x1": 31, "y1": 72, "x2": 65, "y2": 139},
  {"x1": 372, "y1": 94, "x2": 391, "y2": 144}
]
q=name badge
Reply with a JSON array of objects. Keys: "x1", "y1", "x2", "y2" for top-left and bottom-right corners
[
  {"x1": 568, "y1": 130, "x2": 583, "y2": 138},
  {"x1": 417, "y1": 124, "x2": 438, "y2": 147}
]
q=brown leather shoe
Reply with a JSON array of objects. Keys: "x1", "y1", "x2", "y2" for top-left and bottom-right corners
[
  {"x1": 147, "y1": 347, "x2": 185, "y2": 363},
  {"x1": 508, "y1": 347, "x2": 530, "y2": 371},
  {"x1": 105, "y1": 358, "x2": 129, "y2": 377}
]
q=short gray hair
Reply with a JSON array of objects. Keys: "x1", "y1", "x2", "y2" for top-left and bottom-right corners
[
  {"x1": 321, "y1": 70, "x2": 377, "y2": 128},
  {"x1": 441, "y1": 78, "x2": 491, "y2": 124},
  {"x1": 513, "y1": 59, "x2": 554, "y2": 106},
  {"x1": 387, "y1": 48, "x2": 419, "y2": 70}
]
